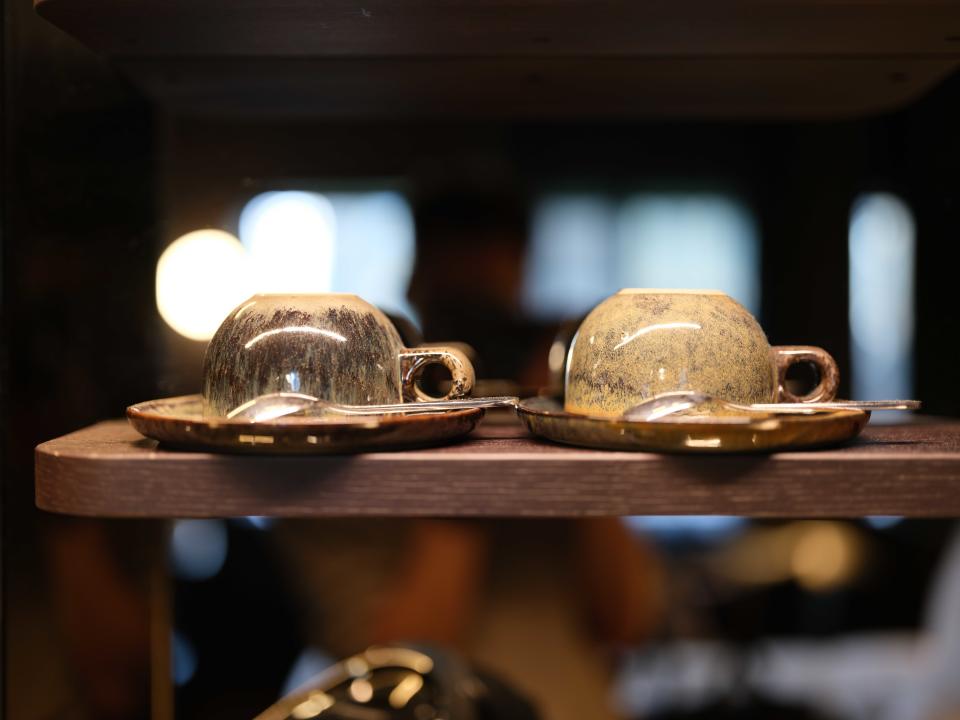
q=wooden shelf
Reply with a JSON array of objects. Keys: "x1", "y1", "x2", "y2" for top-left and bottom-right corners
[
  {"x1": 33, "y1": 1, "x2": 960, "y2": 59},
  {"x1": 34, "y1": 0, "x2": 960, "y2": 118},
  {"x1": 35, "y1": 417, "x2": 960, "y2": 518}
]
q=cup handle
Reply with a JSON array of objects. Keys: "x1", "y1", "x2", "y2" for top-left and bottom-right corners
[
  {"x1": 772, "y1": 345, "x2": 840, "y2": 403},
  {"x1": 399, "y1": 346, "x2": 476, "y2": 402}
]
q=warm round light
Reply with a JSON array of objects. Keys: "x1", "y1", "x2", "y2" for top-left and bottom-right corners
[
  {"x1": 791, "y1": 521, "x2": 861, "y2": 592},
  {"x1": 349, "y1": 678, "x2": 374, "y2": 704},
  {"x1": 156, "y1": 229, "x2": 251, "y2": 341}
]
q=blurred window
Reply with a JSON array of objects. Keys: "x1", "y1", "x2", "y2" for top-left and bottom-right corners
[
  {"x1": 848, "y1": 192, "x2": 915, "y2": 402},
  {"x1": 324, "y1": 192, "x2": 417, "y2": 321},
  {"x1": 523, "y1": 192, "x2": 760, "y2": 321},
  {"x1": 240, "y1": 190, "x2": 417, "y2": 322},
  {"x1": 239, "y1": 191, "x2": 337, "y2": 294},
  {"x1": 616, "y1": 194, "x2": 760, "y2": 315},
  {"x1": 156, "y1": 189, "x2": 417, "y2": 342},
  {"x1": 522, "y1": 194, "x2": 616, "y2": 320}
]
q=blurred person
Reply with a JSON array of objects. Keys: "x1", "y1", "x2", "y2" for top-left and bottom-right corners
[
  {"x1": 273, "y1": 518, "x2": 664, "y2": 720},
  {"x1": 407, "y1": 160, "x2": 550, "y2": 387}
]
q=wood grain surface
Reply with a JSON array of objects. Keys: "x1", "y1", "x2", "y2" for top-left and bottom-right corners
[{"x1": 35, "y1": 417, "x2": 960, "y2": 518}]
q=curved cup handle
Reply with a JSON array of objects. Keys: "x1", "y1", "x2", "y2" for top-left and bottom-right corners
[
  {"x1": 773, "y1": 345, "x2": 840, "y2": 403},
  {"x1": 399, "y1": 346, "x2": 476, "y2": 402}
]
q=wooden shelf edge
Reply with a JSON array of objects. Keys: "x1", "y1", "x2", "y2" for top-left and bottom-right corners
[{"x1": 34, "y1": 420, "x2": 960, "y2": 519}]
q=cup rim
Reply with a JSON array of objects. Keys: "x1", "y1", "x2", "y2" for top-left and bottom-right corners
[
  {"x1": 245, "y1": 292, "x2": 363, "y2": 299},
  {"x1": 616, "y1": 288, "x2": 727, "y2": 295}
]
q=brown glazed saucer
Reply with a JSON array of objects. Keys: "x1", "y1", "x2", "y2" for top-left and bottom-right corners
[
  {"x1": 127, "y1": 394, "x2": 484, "y2": 454},
  {"x1": 517, "y1": 396, "x2": 869, "y2": 453}
]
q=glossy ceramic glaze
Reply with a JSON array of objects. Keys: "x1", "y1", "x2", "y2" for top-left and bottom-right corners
[
  {"x1": 202, "y1": 294, "x2": 474, "y2": 417},
  {"x1": 564, "y1": 289, "x2": 838, "y2": 417}
]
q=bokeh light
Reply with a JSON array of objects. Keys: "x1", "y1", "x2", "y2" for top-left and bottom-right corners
[
  {"x1": 282, "y1": 647, "x2": 336, "y2": 697},
  {"x1": 291, "y1": 693, "x2": 335, "y2": 719},
  {"x1": 155, "y1": 229, "x2": 251, "y2": 341},
  {"x1": 240, "y1": 191, "x2": 336, "y2": 294},
  {"x1": 172, "y1": 630, "x2": 199, "y2": 686},
  {"x1": 849, "y1": 193, "x2": 915, "y2": 403},
  {"x1": 712, "y1": 521, "x2": 863, "y2": 592},
  {"x1": 327, "y1": 191, "x2": 417, "y2": 321},
  {"x1": 791, "y1": 521, "x2": 863, "y2": 592},
  {"x1": 170, "y1": 519, "x2": 229, "y2": 582},
  {"x1": 625, "y1": 515, "x2": 747, "y2": 543},
  {"x1": 523, "y1": 195, "x2": 615, "y2": 320},
  {"x1": 157, "y1": 190, "x2": 417, "y2": 341}
]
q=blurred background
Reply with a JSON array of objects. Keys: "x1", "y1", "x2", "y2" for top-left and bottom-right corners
[{"x1": 4, "y1": 0, "x2": 960, "y2": 718}]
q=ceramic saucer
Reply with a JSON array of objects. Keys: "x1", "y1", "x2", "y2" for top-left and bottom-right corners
[
  {"x1": 128, "y1": 394, "x2": 485, "y2": 454},
  {"x1": 516, "y1": 397, "x2": 869, "y2": 453}
]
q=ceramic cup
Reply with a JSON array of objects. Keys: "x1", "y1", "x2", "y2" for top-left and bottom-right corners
[
  {"x1": 564, "y1": 289, "x2": 839, "y2": 417},
  {"x1": 202, "y1": 294, "x2": 475, "y2": 416}
]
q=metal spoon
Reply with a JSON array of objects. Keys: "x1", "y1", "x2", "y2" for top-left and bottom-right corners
[
  {"x1": 623, "y1": 390, "x2": 921, "y2": 423},
  {"x1": 226, "y1": 392, "x2": 519, "y2": 422}
]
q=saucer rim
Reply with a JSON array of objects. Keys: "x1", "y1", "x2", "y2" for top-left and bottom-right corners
[
  {"x1": 126, "y1": 394, "x2": 486, "y2": 454},
  {"x1": 516, "y1": 396, "x2": 869, "y2": 425},
  {"x1": 127, "y1": 393, "x2": 485, "y2": 428},
  {"x1": 516, "y1": 396, "x2": 870, "y2": 453}
]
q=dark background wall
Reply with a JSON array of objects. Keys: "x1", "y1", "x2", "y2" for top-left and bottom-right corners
[{"x1": 3, "y1": 0, "x2": 158, "y2": 716}]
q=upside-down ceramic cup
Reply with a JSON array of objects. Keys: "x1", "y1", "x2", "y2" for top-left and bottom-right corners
[
  {"x1": 564, "y1": 289, "x2": 839, "y2": 417},
  {"x1": 202, "y1": 294, "x2": 475, "y2": 416}
]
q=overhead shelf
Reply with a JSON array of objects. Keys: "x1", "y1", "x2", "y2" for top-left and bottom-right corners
[
  {"x1": 35, "y1": 418, "x2": 960, "y2": 518},
  {"x1": 34, "y1": 0, "x2": 960, "y2": 117},
  {"x1": 32, "y1": 0, "x2": 960, "y2": 58}
]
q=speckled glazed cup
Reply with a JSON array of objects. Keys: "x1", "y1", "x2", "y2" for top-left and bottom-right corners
[
  {"x1": 202, "y1": 294, "x2": 475, "y2": 417},
  {"x1": 564, "y1": 289, "x2": 839, "y2": 417}
]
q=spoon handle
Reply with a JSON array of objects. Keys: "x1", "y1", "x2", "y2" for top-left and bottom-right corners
[
  {"x1": 621, "y1": 391, "x2": 922, "y2": 423},
  {"x1": 747, "y1": 400, "x2": 921, "y2": 412},
  {"x1": 328, "y1": 396, "x2": 519, "y2": 415}
]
